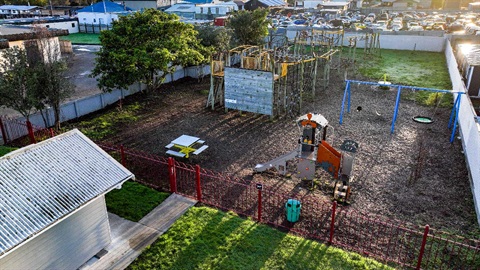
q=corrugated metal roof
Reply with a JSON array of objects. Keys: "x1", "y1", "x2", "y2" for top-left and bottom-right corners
[
  {"x1": 0, "y1": 5, "x2": 40, "y2": 11},
  {"x1": 77, "y1": 2, "x2": 133, "y2": 13},
  {"x1": 258, "y1": 0, "x2": 286, "y2": 6},
  {"x1": 0, "y1": 129, "x2": 134, "y2": 257},
  {"x1": 457, "y1": 44, "x2": 480, "y2": 66}
]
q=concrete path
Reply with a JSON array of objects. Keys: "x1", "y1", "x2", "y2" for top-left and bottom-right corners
[{"x1": 80, "y1": 194, "x2": 197, "y2": 270}]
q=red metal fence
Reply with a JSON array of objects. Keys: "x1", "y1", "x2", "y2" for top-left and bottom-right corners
[
  {"x1": 0, "y1": 116, "x2": 54, "y2": 146},
  {"x1": 1, "y1": 118, "x2": 479, "y2": 269},
  {"x1": 97, "y1": 142, "x2": 480, "y2": 270}
]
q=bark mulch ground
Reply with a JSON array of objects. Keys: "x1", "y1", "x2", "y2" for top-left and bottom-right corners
[{"x1": 101, "y1": 72, "x2": 477, "y2": 237}]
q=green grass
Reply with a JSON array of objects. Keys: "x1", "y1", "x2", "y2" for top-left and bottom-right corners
[
  {"x1": 0, "y1": 146, "x2": 17, "y2": 157},
  {"x1": 63, "y1": 102, "x2": 142, "y2": 140},
  {"x1": 60, "y1": 33, "x2": 101, "y2": 44},
  {"x1": 128, "y1": 207, "x2": 394, "y2": 270},
  {"x1": 358, "y1": 49, "x2": 453, "y2": 106},
  {"x1": 105, "y1": 181, "x2": 170, "y2": 222}
]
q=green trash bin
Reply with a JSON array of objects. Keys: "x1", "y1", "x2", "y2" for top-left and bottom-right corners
[{"x1": 285, "y1": 199, "x2": 301, "y2": 222}]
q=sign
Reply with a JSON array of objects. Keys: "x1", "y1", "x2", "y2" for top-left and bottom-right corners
[{"x1": 256, "y1": 183, "x2": 263, "y2": 190}]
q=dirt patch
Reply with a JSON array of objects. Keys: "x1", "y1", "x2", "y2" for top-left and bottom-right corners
[{"x1": 100, "y1": 72, "x2": 477, "y2": 236}]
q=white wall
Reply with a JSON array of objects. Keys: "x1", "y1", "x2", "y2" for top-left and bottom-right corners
[
  {"x1": 283, "y1": 27, "x2": 446, "y2": 52},
  {"x1": 0, "y1": 196, "x2": 110, "y2": 270},
  {"x1": 445, "y1": 40, "x2": 480, "y2": 226},
  {"x1": 42, "y1": 20, "x2": 79, "y2": 34},
  {"x1": 78, "y1": 12, "x2": 118, "y2": 25}
]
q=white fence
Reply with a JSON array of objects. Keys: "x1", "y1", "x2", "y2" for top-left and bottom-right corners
[{"x1": 445, "y1": 40, "x2": 480, "y2": 225}]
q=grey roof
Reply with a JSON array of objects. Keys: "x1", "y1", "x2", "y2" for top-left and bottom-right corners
[
  {"x1": 0, "y1": 5, "x2": 40, "y2": 11},
  {"x1": 258, "y1": 0, "x2": 286, "y2": 6},
  {"x1": 0, "y1": 129, "x2": 134, "y2": 257},
  {"x1": 458, "y1": 44, "x2": 480, "y2": 66}
]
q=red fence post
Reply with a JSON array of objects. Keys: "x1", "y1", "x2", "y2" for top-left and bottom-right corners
[
  {"x1": 26, "y1": 120, "x2": 36, "y2": 144},
  {"x1": 329, "y1": 201, "x2": 337, "y2": 245},
  {"x1": 195, "y1": 165, "x2": 202, "y2": 202},
  {"x1": 257, "y1": 188, "x2": 262, "y2": 222},
  {"x1": 49, "y1": 128, "x2": 55, "y2": 138},
  {"x1": 120, "y1": 145, "x2": 126, "y2": 167},
  {"x1": 168, "y1": 157, "x2": 177, "y2": 193},
  {"x1": 0, "y1": 117, "x2": 8, "y2": 145},
  {"x1": 416, "y1": 225, "x2": 430, "y2": 270}
]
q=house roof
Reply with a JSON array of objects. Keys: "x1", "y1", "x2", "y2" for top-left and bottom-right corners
[
  {"x1": 0, "y1": 129, "x2": 134, "y2": 257},
  {"x1": 165, "y1": 3, "x2": 196, "y2": 13},
  {"x1": 181, "y1": 0, "x2": 214, "y2": 4},
  {"x1": 0, "y1": 5, "x2": 41, "y2": 11},
  {"x1": 77, "y1": 1, "x2": 133, "y2": 13},
  {"x1": 253, "y1": 0, "x2": 286, "y2": 7}
]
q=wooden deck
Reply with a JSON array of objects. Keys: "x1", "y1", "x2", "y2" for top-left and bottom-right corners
[{"x1": 80, "y1": 194, "x2": 197, "y2": 270}]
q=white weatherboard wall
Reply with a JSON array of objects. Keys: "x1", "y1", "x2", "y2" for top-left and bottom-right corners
[
  {"x1": 224, "y1": 67, "x2": 274, "y2": 115},
  {"x1": 445, "y1": 40, "x2": 480, "y2": 225},
  {"x1": 0, "y1": 196, "x2": 110, "y2": 270}
]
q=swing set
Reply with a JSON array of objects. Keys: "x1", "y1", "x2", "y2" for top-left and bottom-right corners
[{"x1": 339, "y1": 79, "x2": 466, "y2": 143}]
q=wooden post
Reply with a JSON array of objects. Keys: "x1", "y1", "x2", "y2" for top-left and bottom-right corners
[
  {"x1": 0, "y1": 117, "x2": 8, "y2": 145},
  {"x1": 26, "y1": 120, "x2": 36, "y2": 144},
  {"x1": 195, "y1": 165, "x2": 202, "y2": 202},
  {"x1": 416, "y1": 225, "x2": 430, "y2": 270}
]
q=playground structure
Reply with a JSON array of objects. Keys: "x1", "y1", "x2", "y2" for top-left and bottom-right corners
[
  {"x1": 254, "y1": 113, "x2": 359, "y2": 202},
  {"x1": 339, "y1": 80, "x2": 465, "y2": 143},
  {"x1": 207, "y1": 29, "x2": 356, "y2": 118}
]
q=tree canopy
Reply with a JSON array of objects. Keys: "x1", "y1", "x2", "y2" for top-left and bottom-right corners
[
  {"x1": 227, "y1": 9, "x2": 270, "y2": 46},
  {"x1": 0, "y1": 47, "x2": 40, "y2": 120},
  {"x1": 91, "y1": 9, "x2": 211, "y2": 92}
]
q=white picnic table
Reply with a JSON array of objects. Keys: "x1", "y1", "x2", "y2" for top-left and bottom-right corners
[{"x1": 166, "y1": 135, "x2": 208, "y2": 158}]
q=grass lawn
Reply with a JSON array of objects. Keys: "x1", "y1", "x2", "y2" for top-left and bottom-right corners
[
  {"x1": 105, "y1": 180, "x2": 170, "y2": 222},
  {"x1": 60, "y1": 33, "x2": 100, "y2": 45},
  {"x1": 358, "y1": 49, "x2": 452, "y2": 106},
  {"x1": 0, "y1": 146, "x2": 17, "y2": 157},
  {"x1": 63, "y1": 102, "x2": 142, "y2": 141},
  {"x1": 128, "y1": 207, "x2": 393, "y2": 270}
]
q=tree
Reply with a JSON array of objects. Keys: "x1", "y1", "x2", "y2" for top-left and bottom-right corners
[
  {"x1": 0, "y1": 47, "x2": 40, "y2": 121},
  {"x1": 195, "y1": 25, "x2": 231, "y2": 53},
  {"x1": 227, "y1": 9, "x2": 270, "y2": 46},
  {"x1": 31, "y1": 26, "x2": 74, "y2": 130},
  {"x1": 91, "y1": 9, "x2": 211, "y2": 92}
]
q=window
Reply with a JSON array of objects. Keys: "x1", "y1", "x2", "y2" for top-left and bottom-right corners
[
  {"x1": 71, "y1": 23, "x2": 75, "y2": 27},
  {"x1": 93, "y1": 19, "x2": 96, "y2": 22},
  {"x1": 46, "y1": 25, "x2": 50, "y2": 28},
  {"x1": 216, "y1": 8, "x2": 219, "y2": 14}
]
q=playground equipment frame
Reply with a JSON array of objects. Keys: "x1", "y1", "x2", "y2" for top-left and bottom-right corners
[{"x1": 339, "y1": 80, "x2": 466, "y2": 143}]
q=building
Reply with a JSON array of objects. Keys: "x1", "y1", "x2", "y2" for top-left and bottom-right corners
[
  {"x1": 0, "y1": 129, "x2": 135, "y2": 269},
  {"x1": 165, "y1": 3, "x2": 197, "y2": 19},
  {"x1": 195, "y1": 1, "x2": 238, "y2": 19},
  {"x1": 0, "y1": 5, "x2": 43, "y2": 19},
  {"x1": 244, "y1": 0, "x2": 287, "y2": 10},
  {"x1": 77, "y1": 1, "x2": 134, "y2": 26},
  {"x1": 0, "y1": 25, "x2": 69, "y2": 58},
  {"x1": 123, "y1": 0, "x2": 184, "y2": 10},
  {"x1": 1, "y1": 17, "x2": 79, "y2": 34}
]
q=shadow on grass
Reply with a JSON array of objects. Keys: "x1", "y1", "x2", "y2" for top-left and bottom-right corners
[{"x1": 128, "y1": 207, "x2": 392, "y2": 270}]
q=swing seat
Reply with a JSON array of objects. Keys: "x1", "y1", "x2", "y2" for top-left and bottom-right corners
[{"x1": 413, "y1": 116, "x2": 434, "y2": 124}]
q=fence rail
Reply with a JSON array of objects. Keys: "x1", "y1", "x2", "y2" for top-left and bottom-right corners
[{"x1": 93, "y1": 142, "x2": 480, "y2": 269}]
